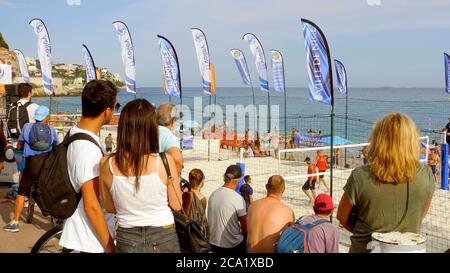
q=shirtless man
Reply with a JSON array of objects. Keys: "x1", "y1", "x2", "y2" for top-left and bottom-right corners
[{"x1": 247, "y1": 175, "x2": 295, "y2": 253}]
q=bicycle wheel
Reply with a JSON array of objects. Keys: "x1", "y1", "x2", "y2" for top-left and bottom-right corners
[
  {"x1": 30, "y1": 225, "x2": 63, "y2": 253},
  {"x1": 26, "y1": 198, "x2": 35, "y2": 224}
]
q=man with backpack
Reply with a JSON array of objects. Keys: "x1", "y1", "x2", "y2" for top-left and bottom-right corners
[
  {"x1": 276, "y1": 194, "x2": 339, "y2": 253},
  {"x1": 3, "y1": 106, "x2": 58, "y2": 232},
  {"x1": 58, "y1": 80, "x2": 117, "y2": 253},
  {"x1": 247, "y1": 175, "x2": 295, "y2": 253},
  {"x1": 6, "y1": 83, "x2": 39, "y2": 179}
]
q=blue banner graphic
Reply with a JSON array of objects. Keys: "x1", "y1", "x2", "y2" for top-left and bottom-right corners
[
  {"x1": 230, "y1": 49, "x2": 251, "y2": 86},
  {"x1": 191, "y1": 28, "x2": 211, "y2": 95},
  {"x1": 29, "y1": 18, "x2": 52, "y2": 94},
  {"x1": 243, "y1": 33, "x2": 269, "y2": 92},
  {"x1": 334, "y1": 59, "x2": 347, "y2": 94},
  {"x1": 157, "y1": 35, "x2": 180, "y2": 98},
  {"x1": 301, "y1": 19, "x2": 333, "y2": 105},
  {"x1": 14, "y1": 49, "x2": 30, "y2": 83},
  {"x1": 82, "y1": 44, "x2": 97, "y2": 83},
  {"x1": 112, "y1": 21, "x2": 136, "y2": 94},
  {"x1": 269, "y1": 50, "x2": 285, "y2": 93},
  {"x1": 445, "y1": 53, "x2": 450, "y2": 94}
]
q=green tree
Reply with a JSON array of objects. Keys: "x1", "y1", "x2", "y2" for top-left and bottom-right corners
[{"x1": 0, "y1": 32, "x2": 9, "y2": 49}]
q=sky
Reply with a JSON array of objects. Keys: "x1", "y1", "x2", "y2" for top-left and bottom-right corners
[{"x1": 1, "y1": 0, "x2": 450, "y2": 88}]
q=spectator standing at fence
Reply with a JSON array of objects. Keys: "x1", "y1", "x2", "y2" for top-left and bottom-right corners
[
  {"x1": 428, "y1": 147, "x2": 440, "y2": 183},
  {"x1": 157, "y1": 103, "x2": 183, "y2": 175},
  {"x1": 441, "y1": 117, "x2": 450, "y2": 153},
  {"x1": 316, "y1": 150, "x2": 329, "y2": 192},
  {"x1": 99, "y1": 99, "x2": 182, "y2": 253},
  {"x1": 59, "y1": 80, "x2": 118, "y2": 253},
  {"x1": 247, "y1": 175, "x2": 294, "y2": 253},
  {"x1": 3, "y1": 106, "x2": 58, "y2": 233},
  {"x1": 104, "y1": 133, "x2": 115, "y2": 154},
  {"x1": 294, "y1": 129, "x2": 300, "y2": 147},
  {"x1": 302, "y1": 157, "x2": 318, "y2": 204},
  {"x1": 337, "y1": 113, "x2": 435, "y2": 253},
  {"x1": 207, "y1": 165, "x2": 247, "y2": 253},
  {"x1": 299, "y1": 194, "x2": 339, "y2": 253},
  {"x1": 240, "y1": 175, "x2": 254, "y2": 211}
]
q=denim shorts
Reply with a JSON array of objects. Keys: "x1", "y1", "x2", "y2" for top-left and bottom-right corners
[{"x1": 116, "y1": 224, "x2": 181, "y2": 253}]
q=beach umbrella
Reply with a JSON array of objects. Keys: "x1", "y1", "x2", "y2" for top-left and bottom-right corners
[{"x1": 321, "y1": 136, "x2": 352, "y2": 145}]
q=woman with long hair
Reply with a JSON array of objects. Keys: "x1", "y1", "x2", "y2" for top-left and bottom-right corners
[
  {"x1": 99, "y1": 99, "x2": 182, "y2": 253},
  {"x1": 337, "y1": 113, "x2": 434, "y2": 253}
]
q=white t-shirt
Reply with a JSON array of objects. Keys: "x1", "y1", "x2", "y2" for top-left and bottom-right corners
[
  {"x1": 207, "y1": 187, "x2": 247, "y2": 248},
  {"x1": 17, "y1": 99, "x2": 39, "y2": 124},
  {"x1": 59, "y1": 126, "x2": 115, "y2": 253}
]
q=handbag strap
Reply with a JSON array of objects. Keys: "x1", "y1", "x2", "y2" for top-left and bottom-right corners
[{"x1": 159, "y1": 152, "x2": 186, "y2": 216}]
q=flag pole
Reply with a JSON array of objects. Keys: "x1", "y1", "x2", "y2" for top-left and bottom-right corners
[{"x1": 208, "y1": 95, "x2": 211, "y2": 161}]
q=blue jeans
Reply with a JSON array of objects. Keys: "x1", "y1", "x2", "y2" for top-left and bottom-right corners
[{"x1": 116, "y1": 225, "x2": 181, "y2": 253}]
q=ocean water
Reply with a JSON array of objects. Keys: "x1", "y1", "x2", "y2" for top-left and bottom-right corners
[{"x1": 34, "y1": 87, "x2": 450, "y2": 142}]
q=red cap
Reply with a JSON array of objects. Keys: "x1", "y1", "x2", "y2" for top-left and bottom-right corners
[{"x1": 314, "y1": 194, "x2": 334, "y2": 212}]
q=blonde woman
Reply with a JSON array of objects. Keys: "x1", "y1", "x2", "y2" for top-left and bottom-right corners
[{"x1": 337, "y1": 113, "x2": 434, "y2": 253}]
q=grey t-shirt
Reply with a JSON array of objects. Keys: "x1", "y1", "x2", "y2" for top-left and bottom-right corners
[
  {"x1": 207, "y1": 187, "x2": 247, "y2": 248},
  {"x1": 301, "y1": 215, "x2": 340, "y2": 253}
]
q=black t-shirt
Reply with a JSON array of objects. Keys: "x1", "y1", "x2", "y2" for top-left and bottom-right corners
[{"x1": 240, "y1": 184, "x2": 253, "y2": 209}]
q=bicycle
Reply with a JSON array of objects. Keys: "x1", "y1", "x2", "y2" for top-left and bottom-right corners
[{"x1": 30, "y1": 218, "x2": 64, "y2": 253}]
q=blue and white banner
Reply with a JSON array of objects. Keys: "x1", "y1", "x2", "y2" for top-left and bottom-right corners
[
  {"x1": 334, "y1": 59, "x2": 347, "y2": 94},
  {"x1": 157, "y1": 35, "x2": 180, "y2": 98},
  {"x1": 301, "y1": 19, "x2": 333, "y2": 106},
  {"x1": 14, "y1": 49, "x2": 30, "y2": 83},
  {"x1": 112, "y1": 21, "x2": 136, "y2": 94},
  {"x1": 0, "y1": 64, "x2": 12, "y2": 84},
  {"x1": 29, "y1": 18, "x2": 52, "y2": 94},
  {"x1": 243, "y1": 33, "x2": 269, "y2": 92},
  {"x1": 191, "y1": 28, "x2": 211, "y2": 95},
  {"x1": 445, "y1": 53, "x2": 450, "y2": 94},
  {"x1": 82, "y1": 44, "x2": 97, "y2": 83},
  {"x1": 230, "y1": 49, "x2": 251, "y2": 86},
  {"x1": 269, "y1": 50, "x2": 285, "y2": 93}
]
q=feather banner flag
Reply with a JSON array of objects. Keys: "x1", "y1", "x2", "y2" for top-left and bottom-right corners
[
  {"x1": 334, "y1": 59, "x2": 347, "y2": 94},
  {"x1": 269, "y1": 50, "x2": 285, "y2": 93},
  {"x1": 210, "y1": 63, "x2": 216, "y2": 94},
  {"x1": 112, "y1": 21, "x2": 136, "y2": 94},
  {"x1": 157, "y1": 35, "x2": 181, "y2": 98},
  {"x1": 82, "y1": 44, "x2": 97, "y2": 83},
  {"x1": 191, "y1": 28, "x2": 211, "y2": 95},
  {"x1": 29, "y1": 18, "x2": 52, "y2": 94},
  {"x1": 445, "y1": 53, "x2": 450, "y2": 94},
  {"x1": 243, "y1": 33, "x2": 269, "y2": 92},
  {"x1": 14, "y1": 49, "x2": 30, "y2": 83},
  {"x1": 230, "y1": 49, "x2": 251, "y2": 86},
  {"x1": 301, "y1": 19, "x2": 333, "y2": 105}
]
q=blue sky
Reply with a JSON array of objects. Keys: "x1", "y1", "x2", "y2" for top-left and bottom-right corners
[{"x1": 1, "y1": 0, "x2": 450, "y2": 88}]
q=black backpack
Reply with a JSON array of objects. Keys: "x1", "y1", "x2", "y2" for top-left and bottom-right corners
[
  {"x1": 32, "y1": 132, "x2": 104, "y2": 219},
  {"x1": 6, "y1": 101, "x2": 32, "y2": 139}
]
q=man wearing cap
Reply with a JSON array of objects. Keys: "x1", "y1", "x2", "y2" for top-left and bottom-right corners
[
  {"x1": 3, "y1": 106, "x2": 58, "y2": 233},
  {"x1": 207, "y1": 165, "x2": 248, "y2": 253},
  {"x1": 300, "y1": 194, "x2": 339, "y2": 253},
  {"x1": 247, "y1": 175, "x2": 295, "y2": 253}
]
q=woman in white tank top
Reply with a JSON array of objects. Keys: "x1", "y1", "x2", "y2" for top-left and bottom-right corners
[{"x1": 99, "y1": 99, "x2": 182, "y2": 253}]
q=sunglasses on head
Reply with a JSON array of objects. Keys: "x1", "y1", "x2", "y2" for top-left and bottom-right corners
[{"x1": 114, "y1": 102, "x2": 121, "y2": 111}]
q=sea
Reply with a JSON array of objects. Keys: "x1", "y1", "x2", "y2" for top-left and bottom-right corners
[{"x1": 33, "y1": 87, "x2": 450, "y2": 143}]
